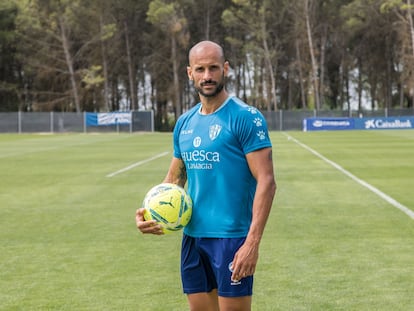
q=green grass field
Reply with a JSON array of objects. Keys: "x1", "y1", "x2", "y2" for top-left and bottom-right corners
[{"x1": 1, "y1": 131, "x2": 413, "y2": 310}]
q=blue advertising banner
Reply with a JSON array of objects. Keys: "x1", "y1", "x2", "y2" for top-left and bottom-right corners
[
  {"x1": 86, "y1": 112, "x2": 131, "y2": 126},
  {"x1": 303, "y1": 117, "x2": 354, "y2": 131},
  {"x1": 304, "y1": 116, "x2": 414, "y2": 131}
]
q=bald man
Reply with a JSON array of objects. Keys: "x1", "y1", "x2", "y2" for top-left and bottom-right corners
[{"x1": 136, "y1": 41, "x2": 276, "y2": 311}]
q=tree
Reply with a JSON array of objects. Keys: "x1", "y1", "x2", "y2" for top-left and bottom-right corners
[
  {"x1": 381, "y1": 0, "x2": 414, "y2": 108},
  {"x1": 147, "y1": 0, "x2": 189, "y2": 120},
  {"x1": 0, "y1": 1, "x2": 19, "y2": 111},
  {"x1": 15, "y1": 0, "x2": 102, "y2": 112},
  {"x1": 223, "y1": 0, "x2": 281, "y2": 111},
  {"x1": 342, "y1": 0, "x2": 399, "y2": 110},
  {"x1": 304, "y1": 0, "x2": 321, "y2": 110}
]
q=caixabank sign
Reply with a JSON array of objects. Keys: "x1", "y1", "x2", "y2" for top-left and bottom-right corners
[
  {"x1": 356, "y1": 117, "x2": 413, "y2": 130},
  {"x1": 303, "y1": 117, "x2": 414, "y2": 131}
]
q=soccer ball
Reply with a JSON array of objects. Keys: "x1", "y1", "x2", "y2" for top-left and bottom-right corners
[{"x1": 142, "y1": 183, "x2": 192, "y2": 233}]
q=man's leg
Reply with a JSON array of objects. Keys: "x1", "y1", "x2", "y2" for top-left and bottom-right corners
[
  {"x1": 218, "y1": 295, "x2": 252, "y2": 311},
  {"x1": 187, "y1": 289, "x2": 219, "y2": 311}
]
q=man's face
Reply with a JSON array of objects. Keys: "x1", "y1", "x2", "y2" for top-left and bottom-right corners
[{"x1": 187, "y1": 49, "x2": 229, "y2": 98}]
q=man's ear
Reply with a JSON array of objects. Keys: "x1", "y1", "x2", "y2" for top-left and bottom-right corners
[
  {"x1": 223, "y1": 61, "x2": 230, "y2": 77},
  {"x1": 187, "y1": 66, "x2": 193, "y2": 80}
]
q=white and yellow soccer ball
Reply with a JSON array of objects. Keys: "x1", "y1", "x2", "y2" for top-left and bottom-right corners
[{"x1": 142, "y1": 183, "x2": 192, "y2": 233}]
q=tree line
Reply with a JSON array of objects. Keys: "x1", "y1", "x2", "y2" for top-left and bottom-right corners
[{"x1": 1, "y1": 0, "x2": 414, "y2": 129}]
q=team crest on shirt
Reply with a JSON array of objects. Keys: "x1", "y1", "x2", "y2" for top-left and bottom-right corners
[{"x1": 209, "y1": 124, "x2": 222, "y2": 140}]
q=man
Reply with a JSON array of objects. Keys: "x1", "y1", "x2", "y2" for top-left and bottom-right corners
[{"x1": 136, "y1": 40, "x2": 276, "y2": 311}]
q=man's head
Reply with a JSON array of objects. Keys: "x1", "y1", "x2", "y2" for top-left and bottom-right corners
[{"x1": 187, "y1": 41, "x2": 229, "y2": 98}]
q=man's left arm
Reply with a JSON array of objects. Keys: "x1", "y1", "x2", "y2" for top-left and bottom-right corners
[{"x1": 230, "y1": 147, "x2": 276, "y2": 282}]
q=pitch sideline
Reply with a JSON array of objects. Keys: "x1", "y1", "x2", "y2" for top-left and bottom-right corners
[
  {"x1": 284, "y1": 133, "x2": 414, "y2": 220},
  {"x1": 106, "y1": 151, "x2": 169, "y2": 178}
]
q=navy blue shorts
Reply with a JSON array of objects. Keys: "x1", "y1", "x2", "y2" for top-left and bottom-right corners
[{"x1": 181, "y1": 234, "x2": 253, "y2": 297}]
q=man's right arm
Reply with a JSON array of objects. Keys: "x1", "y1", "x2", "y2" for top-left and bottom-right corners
[{"x1": 163, "y1": 157, "x2": 187, "y2": 187}]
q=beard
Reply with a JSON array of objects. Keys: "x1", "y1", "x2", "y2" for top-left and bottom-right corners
[{"x1": 193, "y1": 74, "x2": 225, "y2": 98}]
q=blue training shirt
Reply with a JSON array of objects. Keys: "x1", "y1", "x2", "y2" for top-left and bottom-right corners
[{"x1": 173, "y1": 96, "x2": 272, "y2": 238}]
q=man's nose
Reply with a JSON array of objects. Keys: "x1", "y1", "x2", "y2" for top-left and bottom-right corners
[{"x1": 202, "y1": 69, "x2": 213, "y2": 80}]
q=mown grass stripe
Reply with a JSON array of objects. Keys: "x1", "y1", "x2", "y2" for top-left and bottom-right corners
[{"x1": 106, "y1": 151, "x2": 169, "y2": 177}]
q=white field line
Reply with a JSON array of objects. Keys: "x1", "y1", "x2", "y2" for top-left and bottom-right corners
[
  {"x1": 106, "y1": 151, "x2": 169, "y2": 178},
  {"x1": 284, "y1": 133, "x2": 414, "y2": 220}
]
